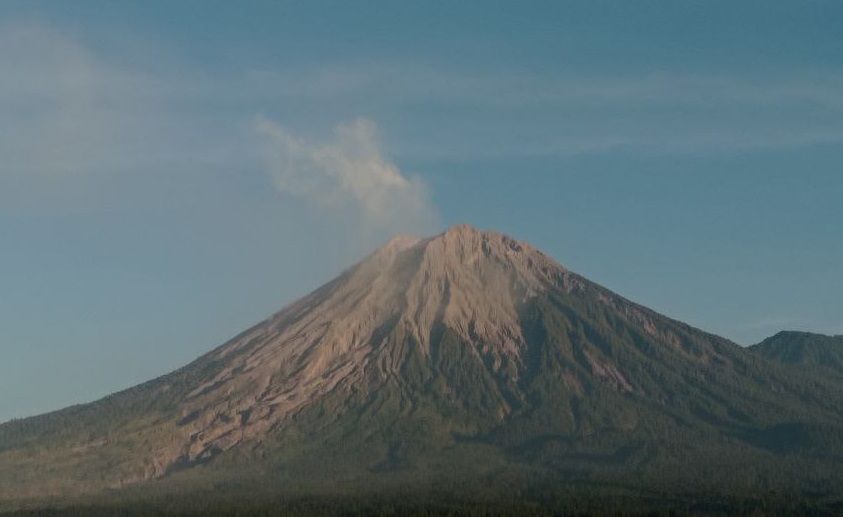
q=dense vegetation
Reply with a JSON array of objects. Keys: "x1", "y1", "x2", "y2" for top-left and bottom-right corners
[{"x1": 750, "y1": 331, "x2": 843, "y2": 378}]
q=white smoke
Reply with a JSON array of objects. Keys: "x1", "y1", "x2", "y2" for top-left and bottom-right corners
[{"x1": 254, "y1": 117, "x2": 440, "y2": 238}]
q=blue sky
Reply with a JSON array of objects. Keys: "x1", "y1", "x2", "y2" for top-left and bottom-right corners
[{"x1": 1, "y1": 1, "x2": 842, "y2": 421}]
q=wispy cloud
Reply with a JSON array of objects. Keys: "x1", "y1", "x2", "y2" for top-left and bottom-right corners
[
  {"x1": 243, "y1": 64, "x2": 843, "y2": 158},
  {"x1": 3, "y1": 19, "x2": 843, "y2": 216},
  {"x1": 241, "y1": 63, "x2": 843, "y2": 110},
  {"x1": 0, "y1": 23, "x2": 113, "y2": 179},
  {"x1": 254, "y1": 117, "x2": 439, "y2": 237},
  {"x1": 0, "y1": 21, "x2": 249, "y2": 214}
]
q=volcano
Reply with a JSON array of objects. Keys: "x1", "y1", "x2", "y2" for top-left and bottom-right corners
[{"x1": 2, "y1": 225, "x2": 842, "y2": 513}]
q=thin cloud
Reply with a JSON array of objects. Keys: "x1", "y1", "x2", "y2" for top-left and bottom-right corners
[
  {"x1": 244, "y1": 65, "x2": 843, "y2": 158},
  {"x1": 0, "y1": 21, "x2": 245, "y2": 214},
  {"x1": 3, "y1": 19, "x2": 843, "y2": 216},
  {"x1": 0, "y1": 23, "x2": 113, "y2": 179}
]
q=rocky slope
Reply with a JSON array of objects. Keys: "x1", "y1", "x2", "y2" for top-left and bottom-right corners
[{"x1": 1, "y1": 225, "x2": 842, "y2": 510}]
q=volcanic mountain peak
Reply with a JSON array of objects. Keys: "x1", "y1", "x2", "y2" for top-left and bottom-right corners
[
  {"x1": 133, "y1": 225, "x2": 568, "y2": 476},
  {"x1": 3, "y1": 225, "x2": 843, "y2": 508},
  {"x1": 0, "y1": 225, "x2": 740, "y2": 490}
]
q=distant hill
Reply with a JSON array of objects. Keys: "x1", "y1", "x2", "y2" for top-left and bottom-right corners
[
  {"x1": 750, "y1": 331, "x2": 843, "y2": 377},
  {"x1": 2, "y1": 226, "x2": 843, "y2": 514}
]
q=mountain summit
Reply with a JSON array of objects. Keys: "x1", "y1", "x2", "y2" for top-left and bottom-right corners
[
  {"x1": 750, "y1": 331, "x2": 843, "y2": 377},
  {"x1": 2, "y1": 226, "x2": 842, "y2": 512}
]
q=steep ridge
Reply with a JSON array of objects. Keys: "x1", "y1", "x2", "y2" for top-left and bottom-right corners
[
  {"x1": 158, "y1": 226, "x2": 564, "y2": 471},
  {"x1": 1, "y1": 225, "x2": 842, "y2": 507}
]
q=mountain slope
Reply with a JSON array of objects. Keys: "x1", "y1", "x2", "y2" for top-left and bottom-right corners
[
  {"x1": 2, "y1": 225, "x2": 842, "y2": 512},
  {"x1": 751, "y1": 331, "x2": 843, "y2": 377}
]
